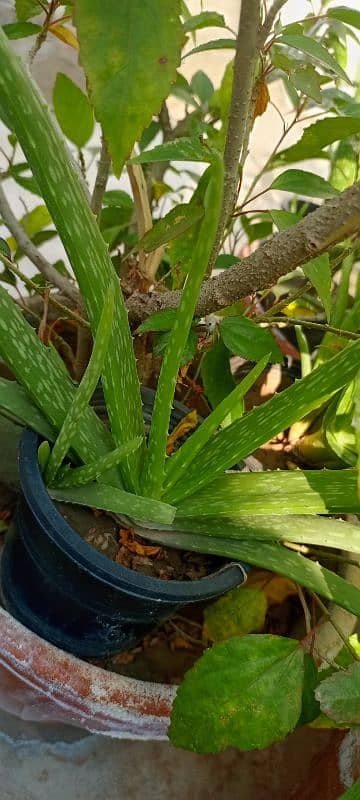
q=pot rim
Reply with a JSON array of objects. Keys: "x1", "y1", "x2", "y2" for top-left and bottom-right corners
[{"x1": 19, "y1": 429, "x2": 247, "y2": 603}]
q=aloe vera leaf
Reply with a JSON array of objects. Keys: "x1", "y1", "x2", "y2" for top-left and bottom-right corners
[
  {"x1": 141, "y1": 154, "x2": 224, "y2": 498},
  {"x1": 0, "y1": 284, "x2": 121, "y2": 482},
  {"x1": 45, "y1": 285, "x2": 115, "y2": 484},
  {"x1": 50, "y1": 483, "x2": 176, "y2": 525},
  {"x1": 169, "y1": 512, "x2": 360, "y2": 553},
  {"x1": 0, "y1": 377, "x2": 55, "y2": 439},
  {"x1": 0, "y1": 29, "x2": 145, "y2": 490},
  {"x1": 165, "y1": 338, "x2": 360, "y2": 503},
  {"x1": 165, "y1": 355, "x2": 269, "y2": 489},
  {"x1": 54, "y1": 436, "x2": 142, "y2": 488},
  {"x1": 175, "y1": 469, "x2": 360, "y2": 518},
  {"x1": 133, "y1": 525, "x2": 360, "y2": 616}
]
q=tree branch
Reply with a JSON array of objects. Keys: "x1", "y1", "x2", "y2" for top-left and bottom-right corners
[
  {"x1": 258, "y1": 0, "x2": 289, "y2": 48},
  {"x1": 209, "y1": 0, "x2": 262, "y2": 269},
  {"x1": 0, "y1": 180, "x2": 77, "y2": 300},
  {"x1": 90, "y1": 134, "x2": 111, "y2": 219},
  {"x1": 126, "y1": 180, "x2": 360, "y2": 326}
]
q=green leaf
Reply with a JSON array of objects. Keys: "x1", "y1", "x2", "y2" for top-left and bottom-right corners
[
  {"x1": 215, "y1": 254, "x2": 240, "y2": 269},
  {"x1": 291, "y1": 65, "x2": 322, "y2": 103},
  {"x1": 140, "y1": 202, "x2": 204, "y2": 253},
  {"x1": 219, "y1": 315, "x2": 283, "y2": 364},
  {"x1": 353, "y1": 370, "x2": 360, "y2": 496},
  {"x1": 141, "y1": 527, "x2": 360, "y2": 617},
  {"x1": 153, "y1": 328, "x2": 198, "y2": 367},
  {"x1": 331, "y1": 139, "x2": 358, "y2": 192},
  {"x1": 0, "y1": 238, "x2": 11, "y2": 260},
  {"x1": 325, "y1": 382, "x2": 357, "y2": 466},
  {"x1": 203, "y1": 587, "x2": 267, "y2": 643},
  {"x1": 275, "y1": 34, "x2": 350, "y2": 83},
  {"x1": 54, "y1": 437, "x2": 142, "y2": 488},
  {"x1": 0, "y1": 377, "x2": 55, "y2": 439},
  {"x1": 129, "y1": 137, "x2": 217, "y2": 165},
  {"x1": 53, "y1": 73, "x2": 94, "y2": 149},
  {"x1": 338, "y1": 779, "x2": 360, "y2": 799},
  {"x1": 297, "y1": 654, "x2": 321, "y2": 727},
  {"x1": 15, "y1": 0, "x2": 43, "y2": 21},
  {"x1": 103, "y1": 190, "x2": 133, "y2": 210},
  {"x1": 270, "y1": 170, "x2": 339, "y2": 200},
  {"x1": 141, "y1": 156, "x2": 224, "y2": 498},
  {"x1": 302, "y1": 254, "x2": 332, "y2": 321},
  {"x1": 316, "y1": 662, "x2": 360, "y2": 724},
  {"x1": 45, "y1": 284, "x2": 115, "y2": 485},
  {"x1": 327, "y1": 7, "x2": 360, "y2": 31},
  {"x1": 0, "y1": 28, "x2": 146, "y2": 490},
  {"x1": 164, "y1": 339, "x2": 360, "y2": 502},
  {"x1": 175, "y1": 469, "x2": 360, "y2": 519},
  {"x1": 183, "y1": 12, "x2": 226, "y2": 33},
  {"x1": 184, "y1": 38, "x2": 236, "y2": 59},
  {"x1": 166, "y1": 357, "x2": 268, "y2": 488},
  {"x1": 50, "y1": 482, "x2": 176, "y2": 525},
  {"x1": 37, "y1": 440, "x2": 50, "y2": 474},
  {"x1": 270, "y1": 209, "x2": 302, "y2": 230},
  {"x1": 74, "y1": 0, "x2": 183, "y2": 175},
  {"x1": 169, "y1": 635, "x2": 304, "y2": 752},
  {"x1": 2, "y1": 22, "x2": 41, "y2": 39},
  {"x1": 271, "y1": 118, "x2": 360, "y2": 166},
  {"x1": 137, "y1": 309, "x2": 178, "y2": 334},
  {"x1": 201, "y1": 338, "x2": 235, "y2": 409},
  {"x1": 190, "y1": 71, "x2": 214, "y2": 104}
]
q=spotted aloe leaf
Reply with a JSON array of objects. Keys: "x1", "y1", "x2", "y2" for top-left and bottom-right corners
[
  {"x1": 45, "y1": 284, "x2": 115, "y2": 485},
  {"x1": 0, "y1": 284, "x2": 120, "y2": 484},
  {"x1": 54, "y1": 437, "x2": 142, "y2": 488},
  {"x1": 165, "y1": 339, "x2": 360, "y2": 503},
  {"x1": 0, "y1": 28, "x2": 145, "y2": 491}
]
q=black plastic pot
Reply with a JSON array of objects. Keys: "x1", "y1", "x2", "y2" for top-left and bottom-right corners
[{"x1": 0, "y1": 387, "x2": 248, "y2": 658}]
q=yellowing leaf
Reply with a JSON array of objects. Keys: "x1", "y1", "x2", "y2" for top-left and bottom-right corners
[
  {"x1": 203, "y1": 586, "x2": 267, "y2": 643},
  {"x1": 49, "y1": 24, "x2": 79, "y2": 49},
  {"x1": 246, "y1": 570, "x2": 297, "y2": 606},
  {"x1": 254, "y1": 79, "x2": 270, "y2": 119}
]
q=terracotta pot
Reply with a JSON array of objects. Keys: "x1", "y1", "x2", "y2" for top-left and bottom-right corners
[{"x1": 1, "y1": 602, "x2": 360, "y2": 799}]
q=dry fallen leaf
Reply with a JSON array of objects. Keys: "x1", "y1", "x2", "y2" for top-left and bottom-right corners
[
  {"x1": 246, "y1": 570, "x2": 297, "y2": 606},
  {"x1": 170, "y1": 636, "x2": 194, "y2": 651},
  {"x1": 119, "y1": 528, "x2": 161, "y2": 558},
  {"x1": 254, "y1": 79, "x2": 270, "y2": 119},
  {"x1": 166, "y1": 409, "x2": 199, "y2": 455}
]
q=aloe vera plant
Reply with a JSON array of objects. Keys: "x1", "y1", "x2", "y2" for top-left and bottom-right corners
[{"x1": 0, "y1": 0, "x2": 360, "y2": 757}]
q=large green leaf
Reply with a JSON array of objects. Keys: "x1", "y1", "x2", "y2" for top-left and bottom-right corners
[
  {"x1": 270, "y1": 118, "x2": 360, "y2": 167},
  {"x1": 140, "y1": 526, "x2": 360, "y2": 616},
  {"x1": 203, "y1": 587, "x2": 267, "y2": 643},
  {"x1": 15, "y1": 0, "x2": 43, "y2": 21},
  {"x1": 129, "y1": 137, "x2": 216, "y2": 165},
  {"x1": 2, "y1": 22, "x2": 41, "y2": 39},
  {"x1": 327, "y1": 7, "x2": 360, "y2": 31},
  {"x1": 53, "y1": 73, "x2": 94, "y2": 149},
  {"x1": 316, "y1": 662, "x2": 360, "y2": 724},
  {"x1": 271, "y1": 170, "x2": 338, "y2": 200},
  {"x1": 50, "y1": 482, "x2": 176, "y2": 525},
  {"x1": 302, "y1": 254, "x2": 332, "y2": 322},
  {"x1": 0, "y1": 28, "x2": 145, "y2": 490},
  {"x1": 290, "y1": 65, "x2": 322, "y2": 103},
  {"x1": 175, "y1": 469, "x2": 360, "y2": 518},
  {"x1": 169, "y1": 635, "x2": 304, "y2": 752},
  {"x1": 164, "y1": 339, "x2": 360, "y2": 502},
  {"x1": 219, "y1": 315, "x2": 283, "y2": 363},
  {"x1": 330, "y1": 140, "x2": 358, "y2": 193},
  {"x1": 275, "y1": 34, "x2": 350, "y2": 83},
  {"x1": 183, "y1": 12, "x2": 226, "y2": 33},
  {"x1": 140, "y1": 202, "x2": 204, "y2": 253},
  {"x1": 184, "y1": 38, "x2": 236, "y2": 59},
  {"x1": 200, "y1": 338, "x2": 235, "y2": 410},
  {"x1": 75, "y1": 0, "x2": 183, "y2": 175}
]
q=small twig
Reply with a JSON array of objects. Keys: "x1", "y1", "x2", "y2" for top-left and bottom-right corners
[
  {"x1": 90, "y1": 134, "x2": 111, "y2": 220},
  {"x1": 265, "y1": 316, "x2": 360, "y2": 341},
  {"x1": 312, "y1": 593, "x2": 360, "y2": 662},
  {"x1": 208, "y1": 0, "x2": 262, "y2": 271},
  {"x1": 0, "y1": 180, "x2": 77, "y2": 300},
  {"x1": 168, "y1": 619, "x2": 205, "y2": 648},
  {"x1": 0, "y1": 253, "x2": 89, "y2": 328},
  {"x1": 296, "y1": 584, "x2": 312, "y2": 635},
  {"x1": 258, "y1": 0, "x2": 289, "y2": 48}
]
